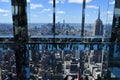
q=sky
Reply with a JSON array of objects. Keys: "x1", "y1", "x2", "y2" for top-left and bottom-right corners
[{"x1": 0, "y1": 0, "x2": 115, "y2": 24}]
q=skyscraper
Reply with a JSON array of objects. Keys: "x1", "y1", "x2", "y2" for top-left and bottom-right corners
[{"x1": 93, "y1": 7, "x2": 103, "y2": 36}]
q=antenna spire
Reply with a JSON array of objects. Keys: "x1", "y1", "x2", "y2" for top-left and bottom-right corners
[{"x1": 98, "y1": 6, "x2": 100, "y2": 19}]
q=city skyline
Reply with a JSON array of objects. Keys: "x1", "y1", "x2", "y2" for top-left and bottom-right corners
[{"x1": 0, "y1": 0, "x2": 115, "y2": 24}]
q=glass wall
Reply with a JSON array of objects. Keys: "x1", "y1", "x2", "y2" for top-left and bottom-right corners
[
  {"x1": 85, "y1": 0, "x2": 115, "y2": 37},
  {"x1": 0, "y1": 0, "x2": 13, "y2": 36},
  {"x1": 26, "y1": 0, "x2": 115, "y2": 41},
  {"x1": 0, "y1": 0, "x2": 118, "y2": 80},
  {"x1": 56, "y1": 0, "x2": 82, "y2": 36},
  {"x1": 108, "y1": 0, "x2": 120, "y2": 79},
  {"x1": 28, "y1": 0, "x2": 53, "y2": 36},
  {"x1": 106, "y1": 0, "x2": 115, "y2": 37},
  {"x1": 0, "y1": 0, "x2": 115, "y2": 38}
]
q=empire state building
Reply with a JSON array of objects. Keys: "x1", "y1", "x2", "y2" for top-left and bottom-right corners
[{"x1": 93, "y1": 7, "x2": 104, "y2": 36}]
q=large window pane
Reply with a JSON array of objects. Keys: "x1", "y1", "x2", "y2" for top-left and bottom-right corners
[
  {"x1": 29, "y1": 0, "x2": 53, "y2": 36},
  {"x1": 56, "y1": 0, "x2": 82, "y2": 36},
  {"x1": 85, "y1": 0, "x2": 114, "y2": 37},
  {"x1": 0, "y1": 0, "x2": 13, "y2": 36}
]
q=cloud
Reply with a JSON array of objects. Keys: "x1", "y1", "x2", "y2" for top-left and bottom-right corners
[
  {"x1": 40, "y1": 8, "x2": 51, "y2": 13},
  {"x1": 48, "y1": 0, "x2": 65, "y2": 4},
  {"x1": 107, "y1": 11, "x2": 113, "y2": 15},
  {"x1": 30, "y1": 3, "x2": 43, "y2": 9},
  {"x1": 86, "y1": 14, "x2": 90, "y2": 16},
  {"x1": 3, "y1": 13, "x2": 8, "y2": 16},
  {"x1": 68, "y1": 0, "x2": 92, "y2": 4},
  {"x1": 57, "y1": 10, "x2": 65, "y2": 14},
  {"x1": 48, "y1": 14, "x2": 52, "y2": 17},
  {"x1": 0, "y1": 0, "x2": 29, "y2": 3},
  {"x1": 60, "y1": 0, "x2": 65, "y2": 3},
  {"x1": 48, "y1": 14, "x2": 58, "y2": 19},
  {"x1": 27, "y1": 0, "x2": 30, "y2": 3},
  {"x1": 109, "y1": 1, "x2": 115, "y2": 5},
  {"x1": 31, "y1": 14, "x2": 37, "y2": 17},
  {"x1": 0, "y1": 0, "x2": 9, "y2": 2},
  {"x1": 101, "y1": 11, "x2": 113, "y2": 16},
  {"x1": 86, "y1": 5, "x2": 99, "y2": 9},
  {"x1": 0, "y1": 8, "x2": 9, "y2": 13},
  {"x1": 48, "y1": 0, "x2": 59, "y2": 4}
]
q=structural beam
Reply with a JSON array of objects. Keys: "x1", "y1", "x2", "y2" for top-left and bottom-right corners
[
  {"x1": 11, "y1": 0, "x2": 30, "y2": 79},
  {"x1": 81, "y1": 0, "x2": 86, "y2": 36}
]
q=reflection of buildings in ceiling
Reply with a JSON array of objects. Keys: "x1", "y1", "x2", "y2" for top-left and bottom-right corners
[
  {"x1": 0, "y1": 35, "x2": 110, "y2": 43},
  {"x1": 0, "y1": 42, "x2": 113, "y2": 52},
  {"x1": 0, "y1": 35, "x2": 112, "y2": 51}
]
